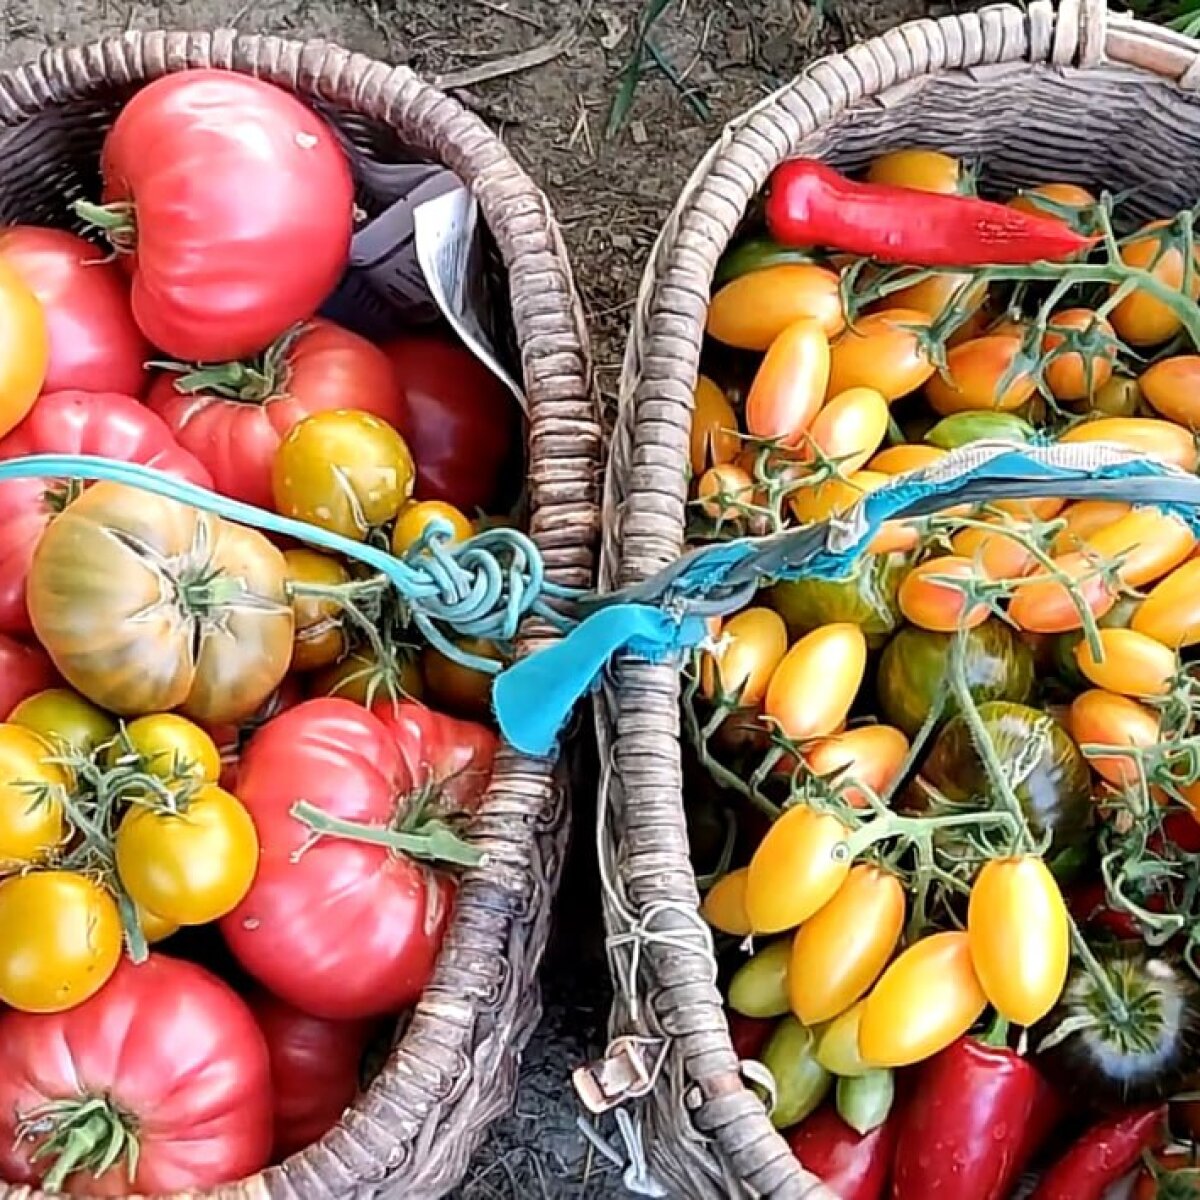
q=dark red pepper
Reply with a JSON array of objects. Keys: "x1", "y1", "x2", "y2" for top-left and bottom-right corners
[
  {"x1": 1030, "y1": 1104, "x2": 1167, "y2": 1200},
  {"x1": 891, "y1": 1026, "x2": 1057, "y2": 1200},
  {"x1": 787, "y1": 1103, "x2": 894, "y2": 1200},
  {"x1": 728, "y1": 1012, "x2": 774, "y2": 1061},
  {"x1": 765, "y1": 159, "x2": 1095, "y2": 267}
]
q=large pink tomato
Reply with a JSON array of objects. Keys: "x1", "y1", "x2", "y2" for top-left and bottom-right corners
[
  {"x1": 92, "y1": 70, "x2": 354, "y2": 361},
  {"x1": 221, "y1": 699, "x2": 458, "y2": 1019},
  {"x1": 147, "y1": 319, "x2": 405, "y2": 510},
  {"x1": 0, "y1": 390, "x2": 211, "y2": 633},
  {"x1": 0, "y1": 955, "x2": 272, "y2": 1195},
  {"x1": 0, "y1": 226, "x2": 151, "y2": 396}
]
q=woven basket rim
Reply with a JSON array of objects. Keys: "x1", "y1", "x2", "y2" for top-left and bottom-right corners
[
  {"x1": 598, "y1": 3, "x2": 1200, "y2": 1196},
  {"x1": 0, "y1": 28, "x2": 601, "y2": 1200}
]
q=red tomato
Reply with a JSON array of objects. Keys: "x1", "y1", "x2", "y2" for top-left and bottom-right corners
[
  {"x1": 0, "y1": 635, "x2": 60, "y2": 719},
  {"x1": 93, "y1": 71, "x2": 353, "y2": 361},
  {"x1": 249, "y1": 991, "x2": 376, "y2": 1161},
  {"x1": 221, "y1": 699, "x2": 457, "y2": 1019},
  {"x1": 384, "y1": 334, "x2": 520, "y2": 514},
  {"x1": 0, "y1": 227, "x2": 150, "y2": 397},
  {"x1": 0, "y1": 390, "x2": 212, "y2": 634},
  {"x1": 0, "y1": 955, "x2": 272, "y2": 1194},
  {"x1": 147, "y1": 320, "x2": 406, "y2": 510},
  {"x1": 371, "y1": 698, "x2": 497, "y2": 819}
]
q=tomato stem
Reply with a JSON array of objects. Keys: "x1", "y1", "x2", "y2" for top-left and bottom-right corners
[
  {"x1": 18, "y1": 1094, "x2": 139, "y2": 1193},
  {"x1": 73, "y1": 200, "x2": 137, "y2": 254},
  {"x1": 289, "y1": 800, "x2": 485, "y2": 867}
]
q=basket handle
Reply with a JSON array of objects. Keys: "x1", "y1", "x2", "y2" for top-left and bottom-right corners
[
  {"x1": 494, "y1": 440, "x2": 1200, "y2": 755},
  {"x1": 1045, "y1": 0, "x2": 1108, "y2": 69}
]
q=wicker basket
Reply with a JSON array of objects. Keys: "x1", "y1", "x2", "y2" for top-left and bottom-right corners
[
  {"x1": 0, "y1": 30, "x2": 600, "y2": 1200},
  {"x1": 595, "y1": 3, "x2": 1200, "y2": 1196}
]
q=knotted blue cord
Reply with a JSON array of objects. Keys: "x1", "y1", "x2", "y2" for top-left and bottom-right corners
[{"x1": 0, "y1": 454, "x2": 579, "y2": 674}]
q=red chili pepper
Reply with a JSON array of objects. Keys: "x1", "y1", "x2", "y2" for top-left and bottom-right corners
[
  {"x1": 891, "y1": 1026, "x2": 1055, "y2": 1199},
  {"x1": 786, "y1": 1103, "x2": 894, "y2": 1200},
  {"x1": 728, "y1": 1012, "x2": 774, "y2": 1061},
  {"x1": 1030, "y1": 1104, "x2": 1167, "y2": 1200},
  {"x1": 765, "y1": 160, "x2": 1095, "y2": 266}
]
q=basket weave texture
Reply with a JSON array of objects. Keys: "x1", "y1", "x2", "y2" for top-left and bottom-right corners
[
  {"x1": 0, "y1": 29, "x2": 601, "y2": 1200},
  {"x1": 597, "y1": 3, "x2": 1200, "y2": 1196}
]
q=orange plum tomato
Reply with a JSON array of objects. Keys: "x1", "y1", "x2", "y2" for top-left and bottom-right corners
[{"x1": 764, "y1": 623, "x2": 867, "y2": 742}]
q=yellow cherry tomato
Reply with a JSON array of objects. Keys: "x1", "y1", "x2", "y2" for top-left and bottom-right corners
[
  {"x1": 826, "y1": 309, "x2": 936, "y2": 402},
  {"x1": 868, "y1": 443, "x2": 947, "y2": 474},
  {"x1": 746, "y1": 804, "x2": 852, "y2": 935},
  {"x1": 866, "y1": 149, "x2": 964, "y2": 194},
  {"x1": 859, "y1": 931, "x2": 987, "y2": 1068},
  {"x1": 115, "y1": 783, "x2": 259, "y2": 925},
  {"x1": 110, "y1": 713, "x2": 221, "y2": 785},
  {"x1": 1052, "y1": 500, "x2": 1134, "y2": 554},
  {"x1": 701, "y1": 607, "x2": 789, "y2": 706},
  {"x1": 814, "y1": 999, "x2": 870, "y2": 1076},
  {"x1": 968, "y1": 857, "x2": 1069, "y2": 1026},
  {"x1": 702, "y1": 868, "x2": 751, "y2": 937},
  {"x1": 315, "y1": 645, "x2": 424, "y2": 707},
  {"x1": 1074, "y1": 628, "x2": 1178, "y2": 697},
  {"x1": 1081, "y1": 507, "x2": 1195, "y2": 589},
  {"x1": 0, "y1": 723, "x2": 70, "y2": 867},
  {"x1": 392, "y1": 500, "x2": 474, "y2": 556},
  {"x1": 284, "y1": 547, "x2": 351, "y2": 672},
  {"x1": 802, "y1": 388, "x2": 890, "y2": 475},
  {"x1": 789, "y1": 865, "x2": 905, "y2": 1025},
  {"x1": 706, "y1": 263, "x2": 844, "y2": 350},
  {"x1": 1133, "y1": 559, "x2": 1200, "y2": 648},
  {"x1": 691, "y1": 376, "x2": 742, "y2": 475},
  {"x1": 8, "y1": 689, "x2": 117, "y2": 756},
  {"x1": 898, "y1": 556, "x2": 989, "y2": 632},
  {"x1": 746, "y1": 318, "x2": 831, "y2": 447},
  {"x1": 0, "y1": 871, "x2": 122, "y2": 1012},
  {"x1": 764, "y1": 623, "x2": 867, "y2": 742},
  {"x1": 1068, "y1": 689, "x2": 1160, "y2": 787},
  {"x1": 926, "y1": 336, "x2": 1036, "y2": 415},
  {"x1": 1042, "y1": 308, "x2": 1116, "y2": 403},
  {"x1": 137, "y1": 904, "x2": 179, "y2": 944},
  {"x1": 1111, "y1": 221, "x2": 1200, "y2": 347},
  {"x1": 697, "y1": 463, "x2": 755, "y2": 522},
  {"x1": 802, "y1": 725, "x2": 909, "y2": 809},
  {"x1": 1060, "y1": 417, "x2": 1199, "y2": 472}
]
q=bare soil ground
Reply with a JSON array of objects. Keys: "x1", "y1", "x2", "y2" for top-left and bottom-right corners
[{"x1": 0, "y1": 1, "x2": 931, "y2": 1195}]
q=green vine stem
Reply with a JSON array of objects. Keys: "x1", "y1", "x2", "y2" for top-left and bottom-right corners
[{"x1": 290, "y1": 800, "x2": 485, "y2": 868}]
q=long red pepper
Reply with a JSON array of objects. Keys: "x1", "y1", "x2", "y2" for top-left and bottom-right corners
[
  {"x1": 765, "y1": 159, "x2": 1095, "y2": 266},
  {"x1": 787, "y1": 1104, "x2": 895, "y2": 1200},
  {"x1": 1030, "y1": 1104, "x2": 1167, "y2": 1200},
  {"x1": 891, "y1": 1024, "x2": 1058, "y2": 1200}
]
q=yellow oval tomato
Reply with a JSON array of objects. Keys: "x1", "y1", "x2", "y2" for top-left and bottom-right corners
[
  {"x1": 789, "y1": 865, "x2": 905, "y2": 1025},
  {"x1": 1042, "y1": 308, "x2": 1116, "y2": 403},
  {"x1": 0, "y1": 259, "x2": 48, "y2": 438},
  {"x1": 898, "y1": 556, "x2": 989, "y2": 632},
  {"x1": 883, "y1": 273, "x2": 987, "y2": 322},
  {"x1": 1068, "y1": 689, "x2": 1160, "y2": 787},
  {"x1": 115, "y1": 783, "x2": 259, "y2": 925},
  {"x1": 1074, "y1": 628, "x2": 1178, "y2": 697},
  {"x1": 789, "y1": 469, "x2": 888, "y2": 526},
  {"x1": 273, "y1": 409, "x2": 416, "y2": 540},
  {"x1": 1081, "y1": 507, "x2": 1195, "y2": 589},
  {"x1": 814, "y1": 1000, "x2": 870, "y2": 1076},
  {"x1": 1052, "y1": 500, "x2": 1134, "y2": 554},
  {"x1": 866, "y1": 148, "x2": 964, "y2": 194},
  {"x1": 1060, "y1": 417, "x2": 1199, "y2": 472},
  {"x1": 284, "y1": 547, "x2": 351, "y2": 672},
  {"x1": 316, "y1": 646, "x2": 424, "y2": 707},
  {"x1": 8, "y1": 688, "x2": 117, "y2": 756},
  {"x1": 868, "y1": 443, "x2": 946, "y2": 474},
  {"x1": 746, "y1": 318, "x2": 831, "y2": 447},
  {"x1": 1008, "y1": 182, "x2": 1096, "y2": 221},
  {"x1": 1090, "y1": 375, "x2": 1143, "y2": 418},
  {"x1": 802, "y1": 388, "x2": 890, "y2": 475},
  {"x1": 858, "y1": 931, "x2": 987, "y2": 1068},
  {"x1": 0, "y1": 723, "x2": 69, "y2": 867},
  {"x1": 691, "y1": 376, "x2": 741, "y2": 475},
  {"x1": 1140, "y1": 355, "x2": 1200, "y2": 427},
  {"x1": 707, "y1": 264, "x2": 844, "y2": 350},
  {"x1": 967, "y1": 857, "x2": 1068, "y2": 1026},
  {"x1": 764, "y1": 623, "x2": 867, "y2": 742},
  {"x1": 950, "y1": 523, "x2": 1036, "y2": 581},
  {"x1": 1111, "y1": 221, "x2": 1200, "y2": 347},
  {"x1": 702, "y1": 867, "x2": 751, "y2": 937},
  {"x1": 392, "y1": 500, "x2": 473, "y2": 556},
  {"x1": 1008, "y1": 552, "x2": 1116, "y2": 634},
  {"x1": 1133, "y1": 560, "x2": 1200, "y2": 648},
  {"x1": 745, "y1": 804, "x2": 852, "y2": 935},
  {"x1": 111, "y1": 713, "x2": 221, "y2": 785},
  {"x1": 697, "y1": 463, "x2": 755, "y2": 522},
  {"x1": 992, "y1": 496, "x2": 1067, "y2": 523},
  {"x1": 0, "y1": 871, "x2": 122, "y2": 1012},
  {"x1": 803, "y1": 724, "x2": 909, "y2": 809},
  {"x1": 826, "y1": 309, "x2": 935, "y2": 402},
  {"x1": 701, "y1": 607, "x2": 789, "y2": 706},
  {"x1": 926, "y1": 336, "x2": 1036, "y2": 414}
]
